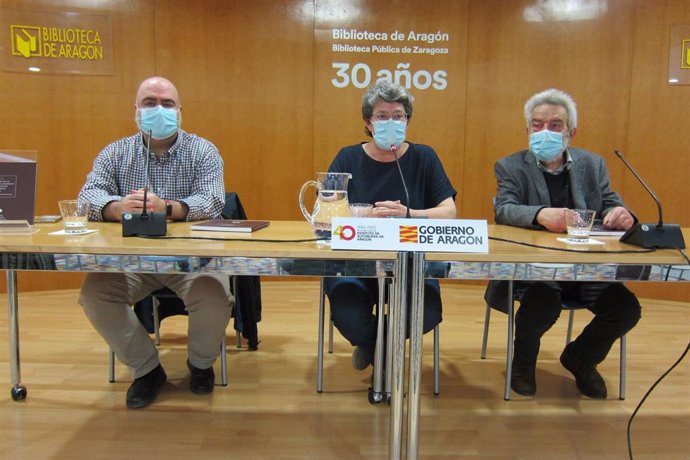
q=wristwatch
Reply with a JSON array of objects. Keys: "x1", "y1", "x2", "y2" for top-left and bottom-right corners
[{"x1": 165, "y1": 200, "x2": 173, "y2": 218}]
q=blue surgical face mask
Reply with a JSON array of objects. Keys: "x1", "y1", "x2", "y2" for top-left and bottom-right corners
[
  {"x1": 137, "y1": 106, "x2": 179, "y2": 140},
  {"x1": 529, "y1": 129, "x2": 566, "y2": 162},
  {"x1": 372, "y1": 119, "x2": 406, "y2": 150}
]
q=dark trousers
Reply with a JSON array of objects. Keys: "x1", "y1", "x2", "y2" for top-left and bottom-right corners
[
  {"x1": 324, "y1": 276, "x2": 443, "y2": 358},
  {"x1": 513, "y1": 282, "x2": 641, "y2": 365}
]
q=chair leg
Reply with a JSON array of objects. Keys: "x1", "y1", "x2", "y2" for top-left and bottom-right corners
[
  {"x1": 152, "y1": 297, "x2": 161, "y2": 346},
  {"x1": 328, "y1": 313, "x2": 334, "y2": 354},
  {"x1": 385, "y1": 285, "x2": 395, "y2": 397},
  {"x1": 316, "y1": 278, "x2": 326, "y2": 393},
  {"x1": 566, "y1": 309, "x2": 575, "y2": 345},
  {"x1": 108, "y1": 349, "x2": 116, "y2": 382},
  {"x1": 433, "y1": 324, "x2": 440, "y2": 396},
  {"x1": 481, "y1": 304, "x2": 491, "y2": 359},
  {"x1": 231, "y1": 276, "x2": 242, "y2": 349},
  {"x1": 371, "y1": 278, "x2": 387, "y2": 395},
  {"x1": 504, "y1": 281, "x2": 514, "y2": 401},
  {"x1": 619, "y1": 334, "x2": 626, "y2": 400},
  {"x1": 222, "y1": 276, "x2": 233, "y2": 385},
  {"x1": 220, "y1": 333, "x2": 228, "y2": 386}
]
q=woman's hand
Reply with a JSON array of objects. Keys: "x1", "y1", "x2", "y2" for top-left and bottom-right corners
[{"x1": 372, "y1": 200, "x2": 407, "y2": 217}]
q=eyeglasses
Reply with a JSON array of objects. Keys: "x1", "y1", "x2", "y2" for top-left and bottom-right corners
[{"x1": 372, "y1": 113, "x2": 407, "y2": 122}]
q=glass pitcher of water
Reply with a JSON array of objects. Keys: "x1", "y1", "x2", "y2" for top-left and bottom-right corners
[{"x1": 299, "y1": 172, "x2": 352, "y2": 244}]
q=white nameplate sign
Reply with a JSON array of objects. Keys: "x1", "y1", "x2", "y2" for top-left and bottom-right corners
[{"x1": 330, "y1": 218, "x2": 489, "y2": 253}]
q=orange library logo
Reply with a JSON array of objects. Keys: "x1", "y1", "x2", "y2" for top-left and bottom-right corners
[
  {"x1": 399, "y1": 225, "x2": 418, "y2": 243},
  {"x1": 11, "y1": 25, "x2": 41, "y2": 58}
]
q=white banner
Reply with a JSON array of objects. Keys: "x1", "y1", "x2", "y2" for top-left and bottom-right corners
[{"x1": 330, "y1": 218, "x2": 489, "y2": 253}]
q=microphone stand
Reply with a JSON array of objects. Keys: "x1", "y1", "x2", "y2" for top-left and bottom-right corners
[
  {"x1": 614, "y1": 150, "x2": 685, "y2": 248},
  {"x1": 391, "y1": 145, "x2": 412, "y2": 218},
  {"x1": 140, "y1": 132, "x2": 152, "y2": 221},
  {"x1": 122, "y1": 130, "x2": 168, "y2": 237}
]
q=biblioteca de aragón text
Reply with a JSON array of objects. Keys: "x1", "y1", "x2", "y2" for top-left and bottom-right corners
[
  {"x1": 332, "y1": 28, "x2": 450, "y2": 44},
  {"x1": 332, "y1": 28, "x2": 449, "y2": 56}
]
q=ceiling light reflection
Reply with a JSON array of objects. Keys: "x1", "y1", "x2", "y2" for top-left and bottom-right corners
[
  {"x1": 524, "y1": 0, "x2": 608, "y2": 22},
  {"x1": 313, "y1": 0, "x2": 362, "y2": 23}
]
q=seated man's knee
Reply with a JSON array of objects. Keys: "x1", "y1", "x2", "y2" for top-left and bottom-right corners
[
  {"x1": 515, "y1": 283, "x2": 562, "y2": 335},
  {"x1": 78, "y1": 276, "x2": 99, "y2": 308},
  {"x1": 520, "y1": 283, "x2": 562, "y2": 315},
  {"x1": 78, "y1": 273, "x2": 127, "y2": 308},
  {"x1": 185, "y1": 276, "x2": 232, "y2": 311},
  {"x1": 597, "y1": 284, "x2": 641, "y2": 331}
]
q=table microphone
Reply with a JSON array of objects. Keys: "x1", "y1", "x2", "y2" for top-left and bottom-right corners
[
  {"x1": 391, "y1": 144, "x2": 411, "y2": 218},
  {"x1": 614, "y1": 150, "x2": 684, "y2": 248},
  {"x1": 122, "y1": 130, "x2": 168, "y2": 237}
]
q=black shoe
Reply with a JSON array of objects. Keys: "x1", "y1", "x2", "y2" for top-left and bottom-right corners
[
  {"x1": 510, "y1": 359, "x2": 536, "y2": 396},
  {"x1": 187, "y1": 359, "x2": 215, "y2": 395},
  {"x1": 560, "y1": 343, "x2": 607, "y2": 399},
  {"x1": 352, "y1": 345, "x2": 374, "y2": 371},
  {"x1": 126, "y1": 364, "x2": 167, "y2": 409}
]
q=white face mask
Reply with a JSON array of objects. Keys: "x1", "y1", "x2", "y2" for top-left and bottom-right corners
[
  {"x1": 372, "y1": 119, "x2": 406, "y2": 150},
  {"x1": 529, "y1": 129, "x2": 566, "y2": 162},
  {"x1": 136, "y1": 106, "x2": 180, "y2": 139}
]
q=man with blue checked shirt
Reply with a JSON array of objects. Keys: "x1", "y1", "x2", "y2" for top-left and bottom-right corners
[{"x1": 78, "y1": 76, "x2": 233, "y2": 408}]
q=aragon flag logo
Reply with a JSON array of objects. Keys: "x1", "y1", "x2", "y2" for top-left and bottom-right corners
[{"x1": 399, "y1": 225, "x2": 418, "y2": 243}]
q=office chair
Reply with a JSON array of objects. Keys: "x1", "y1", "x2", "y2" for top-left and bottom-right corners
[
  {"x1": 317, "y1": 277, "x2": 440, "y2": 403},
  {"x1": 480, "y1": 279, "x2": 626, "y2": 400}
]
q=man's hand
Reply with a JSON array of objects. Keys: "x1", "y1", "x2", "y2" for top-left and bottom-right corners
[
  {"x1": 103, "y1": 188, "x2": 165, "y2": 221},
  {"x1": 122, "y1": 188, "x2": 162, "y2": 214},
  {"x1": 535, "y1": 207, "x2": 568, "y2": 233},
  {"x1": 603, "y1": 206, "x2": 634, "y2": 230}
]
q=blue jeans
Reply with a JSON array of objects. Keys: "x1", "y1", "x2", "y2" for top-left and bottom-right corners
[{"x1": 324, "y1": 276, "x2": 443, "y2": 363}]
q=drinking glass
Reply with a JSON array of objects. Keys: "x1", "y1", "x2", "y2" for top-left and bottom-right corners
[
  {"x1": 565, "y1": 209, "x2": 596, "y2": 243},
  {"x1": 58, "y1": 199, "x2": 90, "y2": 234}
]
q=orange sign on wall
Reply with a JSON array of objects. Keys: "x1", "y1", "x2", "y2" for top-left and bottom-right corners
[{"x1": 0, "y1": 7, "x2": 113, "y2": 75}]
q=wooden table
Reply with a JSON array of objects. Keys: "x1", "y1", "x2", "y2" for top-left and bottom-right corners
[{"x1": 3, "y1": 222, "x2": 689, "y2": 459}]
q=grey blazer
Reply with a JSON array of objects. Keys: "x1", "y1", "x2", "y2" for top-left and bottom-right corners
[{"x1": 484, "y1": 147, "x2": 629, "y2": 312}]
